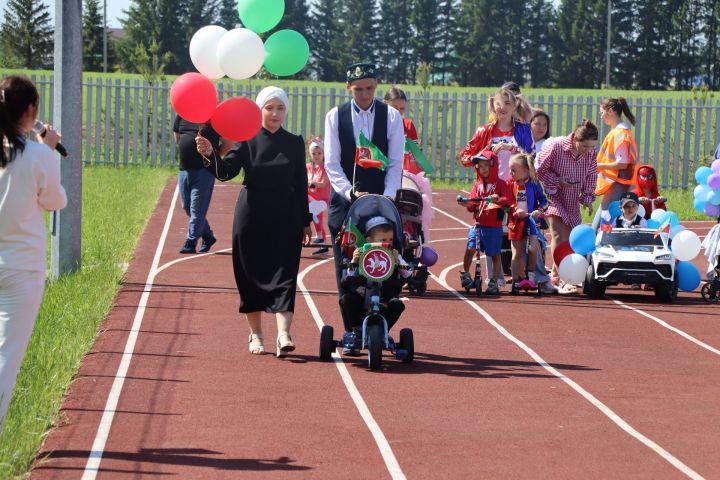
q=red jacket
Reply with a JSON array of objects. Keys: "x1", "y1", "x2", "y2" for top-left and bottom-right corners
[
  {"x1": 632, "y1": 165, "x2": 666, "y2": 219},
  {"x1": 467, "y1": 176, "x2": 511, "y2": 227}
]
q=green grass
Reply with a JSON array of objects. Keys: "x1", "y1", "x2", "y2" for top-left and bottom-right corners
[{"x1": 0, "y1": 165, "x2": 173, "y2": 478}]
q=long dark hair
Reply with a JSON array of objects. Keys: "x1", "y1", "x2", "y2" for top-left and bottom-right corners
[
  {"x1": 530, "y1": 110, "x2": 551, "y2": 139},
  {"x1": 601, "y1": 97, "x2": 636, "y2": 126},
  {"x1": 383, "y1": 86, "x2": 407, "y2": 102},
  {"x1": 0, "y1": 76, "x2": 39, "y2": 168}
]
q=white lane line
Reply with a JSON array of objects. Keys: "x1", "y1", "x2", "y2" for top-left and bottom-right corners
[
  {"x1": 611, "y1": 298, "x2": 720, "y2": 357},
  {"x1": 429, "y1": 237, "x2": 467, "y2": 244},
  {"x1": 429, "y1": 227, "x2": 468, "y2": 231},
  {"x1": 82, "y1": 185, "x2": 179, "y2": 480},
  {"x1": 155, "y1": 247, "x2": 232, "y2": 275},
  {"x1": 432, "y1": 261, "x2": 704, "y2": 480},
  {"x1": 431, "y1": 206, "x2": 471, "y2": 228},
  {"x1": 298, "y1": 258, "x2": 406, "y2": 480}
]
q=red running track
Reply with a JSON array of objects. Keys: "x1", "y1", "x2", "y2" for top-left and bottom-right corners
[{"x1": 29, "y1": 180, "x2": 719, "y2": 479}]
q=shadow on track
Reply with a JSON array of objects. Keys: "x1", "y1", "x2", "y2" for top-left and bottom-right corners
[{"x1": 35, "y1": 449, "x2": 311, "y2": 473}]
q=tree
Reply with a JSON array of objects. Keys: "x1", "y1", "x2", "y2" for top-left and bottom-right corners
[
  {"x1": 0, "y1": 0, "x2": 53, "y2": 69},
  {"x1": 342, "y1": 0, "x2": 378, "y2": 66},
  {"x1": 555, "y1": 0, "x2": 607, "y2": 88},
  {"x1": 217, "y1": 0, "x2": 240, "y2": 29},
  {"x1": 308, "y1": 0, "x2": 347, "y2": 81},
  {"x1": 117, "y1": 0, "x2": 188, "y2": 74},
  {"x1": 702, "y1": 0, "x2": 720, "y2": 89},
  {"x1": 435, "y1": 0, "x2": 459, "y2": 85},
  {"x1": 376, "y1": 0, "x2": 413, "y2": 83},
  {"x1": 409, "y1": 0, "x2": 441, "y2": 81},
  {"x1": 523, "y1": 0, "x2": 557, "y2": 87},
  {"x1": 83, "y1": 0, "x2": 105, "y2": 72},
  {"x1": 276, "y1": 0, "x2": 311, "y2": 37}
]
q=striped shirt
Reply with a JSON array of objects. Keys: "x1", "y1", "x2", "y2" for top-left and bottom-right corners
[{"x1": 536, "y1": 135, "x2": 597, "y2": 228}]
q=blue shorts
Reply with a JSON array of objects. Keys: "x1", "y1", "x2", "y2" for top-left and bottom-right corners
[{"x1": 467, "y1": 226, "x2": 502, "y2": 256}]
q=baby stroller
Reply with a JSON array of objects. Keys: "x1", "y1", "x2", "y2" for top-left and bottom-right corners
[
  {"x1": 319, "y1": 194, "x2": 414, "y2": 370},
  {"x1": 395, "y1": 173, "x2": 431, "y2": 295}
]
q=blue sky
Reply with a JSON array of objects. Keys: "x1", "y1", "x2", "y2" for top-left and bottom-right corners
[{"x1": 0, "y1": 0, "x2": 129, "y2": 28}]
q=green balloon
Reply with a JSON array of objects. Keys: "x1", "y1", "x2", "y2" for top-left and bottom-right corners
[
  {"x1": 238, "y1": 0, "x2": 284, "y2": 34},
  {"x1": 264, "y1": 30, "x2": 310, "y2": 77}
]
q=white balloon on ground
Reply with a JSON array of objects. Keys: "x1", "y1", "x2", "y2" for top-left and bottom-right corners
[
  {"x1": 217, "y1": 28, "x2": 265, "y2": 80},
  {"x1": 189, "y1": 25, "x2": 227, "y2": 79},
  {"x1": 558, "y1": 253, "x2": 589, "y2": 285},
  {"x1": 671, "y1": 230, "x2": 701, "y2": 261}
]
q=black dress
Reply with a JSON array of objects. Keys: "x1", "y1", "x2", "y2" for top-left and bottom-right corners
[{"x1": 210, "y1": 127, "x2": 310, "y2": 313}]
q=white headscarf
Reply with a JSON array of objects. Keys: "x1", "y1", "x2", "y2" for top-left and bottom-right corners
[{"x1": 255, "y1": 86, "x2": 288, "y2": 110}]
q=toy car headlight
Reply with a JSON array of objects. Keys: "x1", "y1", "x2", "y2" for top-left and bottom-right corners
[
  {"x1": 597, "y1": 251, "x2": 614, "y2": 259},
  {"x1": 655, "y1": 253, "x2": 672, "y2": 261}
]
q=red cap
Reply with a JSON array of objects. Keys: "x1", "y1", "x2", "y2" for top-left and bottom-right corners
[{"x1": 472, "y1": 150, "x2": 497, "y2": 167}]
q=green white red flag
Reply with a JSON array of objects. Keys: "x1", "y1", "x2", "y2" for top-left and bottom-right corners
[
  {"x1": 654, "y1": 216, "x2": 671, "y2": 239},
  {"x1": 404, "y1": 139, "x2": 434, "y2": 174},
  {"x1": 355, "y1": 132, "x2": 388, "y2": 171}
]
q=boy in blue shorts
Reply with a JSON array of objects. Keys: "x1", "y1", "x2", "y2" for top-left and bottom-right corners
[{"x1": 458, "y1": 150, "x2": 511, "y2": 295}]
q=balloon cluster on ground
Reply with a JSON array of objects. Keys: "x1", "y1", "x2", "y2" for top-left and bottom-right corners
[
  {"x1": 693, "y1": 160, "x2": 720, "y2": 217},
  {"x1": 170, "y1": 0, "x2": 310, "y2": 142}
]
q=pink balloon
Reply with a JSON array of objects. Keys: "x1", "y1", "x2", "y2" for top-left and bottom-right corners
[
  {"x1": 170, "y1": 73, "x2": 217, "y2": 123},
  {"x1": 210, "y1": 97, "x2": 262, "y2": 142},
  {"x1": 712, "y1": 159, "x2": 720, "y2": 174},
  {"x1": 709, "y1": 173, "x2": 720, "y2": 190},
  {"x1": 705, "y1": 203, "x2": 720, "y2": 217}
]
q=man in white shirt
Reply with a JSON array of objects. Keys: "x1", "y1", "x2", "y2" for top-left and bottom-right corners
[{"x1": 324, "y1": 62, "x2": 405, "y2": 334}]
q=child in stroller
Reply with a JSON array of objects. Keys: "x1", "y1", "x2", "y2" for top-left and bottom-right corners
[
  {"x1": 395, "y1": 172, "x2": 436, "y2": 295},
  {"x1": 319, "y1": 195, "x2": 414, "y2": 370}
]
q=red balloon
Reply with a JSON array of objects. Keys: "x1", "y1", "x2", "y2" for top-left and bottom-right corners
[
  {"x1": 211, "y1": 97, "x2": 262, "y2": 142},
  {"x1": 170, "y1": 73, "x2": 217, "y2": 123},
  {"x1": 552, "y1": 240, "x2": 574, "y2": 266}
]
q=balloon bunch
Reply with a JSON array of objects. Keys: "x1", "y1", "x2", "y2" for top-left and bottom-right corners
[
  {"x1": 169, "y1": 0, "x2": 310, "y2": 142},
  {"x1": 693, "y1": 160, "x2": 720, "y2": 218},
  {"x1": 553, "y1": 225, "x2": 595, "y2": 285}
]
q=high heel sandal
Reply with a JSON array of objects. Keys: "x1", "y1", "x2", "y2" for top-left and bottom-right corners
[
  {"x1": 248, "y1": 333, "x2": 265, "y2": 355},
  {"x1": 276, "y1": 332, "x2": 295, "y2": 358}
]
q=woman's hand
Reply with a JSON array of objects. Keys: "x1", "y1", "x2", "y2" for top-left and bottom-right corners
[
  {"x1": 195, "y1": 134, "x2": 212, "y2": 157},
  {"x1": 582, "y1": 202, "x2": 594, "y2": 217},
  {"x1": 36, "y1": 124, "x2": 60, "y2": 150},
  {"x1": 516, "y1": 208, "x2": 528, "y2": 219},
  {"x1": 303, "y1": 226, "x2": 312, "y2": 246}
]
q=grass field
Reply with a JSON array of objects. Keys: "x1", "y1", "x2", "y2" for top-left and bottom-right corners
[{"x1": 0, "y1": 165, "x2": 174, "y2": 478}]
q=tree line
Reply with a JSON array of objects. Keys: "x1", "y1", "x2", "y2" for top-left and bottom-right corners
[{"x1": 2, "y1": 0, "x2": 720, "y2": 90}]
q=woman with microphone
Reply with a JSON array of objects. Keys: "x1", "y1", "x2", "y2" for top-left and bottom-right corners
[{"x1": 0, "y1": 75, "x2": 66, "y2": 432}]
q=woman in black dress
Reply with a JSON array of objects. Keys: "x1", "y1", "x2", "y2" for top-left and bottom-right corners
[{"x1": 196, "y1": 86, "x2": 311, "y2": 357}]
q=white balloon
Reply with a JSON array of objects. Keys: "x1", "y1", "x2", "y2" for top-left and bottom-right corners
[
  {"x1": 650, "y1": 208, "x2": 667, "y2": 222},
  {"x1": 669, "y1": 224, "x2": 685, "y2": 239},
  {"x1": 637, "y1": 204, "x2": 645, "y2": 219},
  {"x1": 217, "y1": 28, "x2": 265, "y2": 80},
  {"x1": 189, "y1": 25, "x2": 227, "y2": 79},
  {"x1": 558, "y1": 253, "x2": 589, "y2": 285},
  {"x1": 671, "y1": 230, "x2": 701, "y2": 261}
]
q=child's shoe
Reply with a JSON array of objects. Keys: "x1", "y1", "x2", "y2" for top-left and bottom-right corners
[
  {"x1": 459, "y1": 271, "x2": 473, "y2": 289},
  {"x1": 517, "y1": 277, "x2": 538, "y2": 290},
  {"x1": 486, "y1": 279, "x2": 500, "y2": 295},
  {"x1": 510, "y1": 280, "x2": 520, "y2": 295}
]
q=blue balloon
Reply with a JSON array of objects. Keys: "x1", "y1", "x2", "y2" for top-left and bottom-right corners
[
  {"x1": 676, "y1": 261, "x2": 701, "y2": 292},
  {"x1": 569, "y1": 224, "x2": 596, "y2": 255},
  {"x1": 608, "y1": 200, "x2": 621, "y2": 219},
  {"x1": 695, "y1": 184, "x2": 712, "y2": 200},
  {"x1": 694, "y1": 198, "x2": 707, "y2": 213},
  {"x1": 662, "y1": 211, "x2": 679, "y2": 227},
  {"x1": 709, "y1": 190, "x2": 720, "y2": 206},
  {"x1": 695, "y1": 166, "x2": 713, "y2": 185},
  {"x1": 647, "y1": 218, "x2": 660, "y2": 229}
]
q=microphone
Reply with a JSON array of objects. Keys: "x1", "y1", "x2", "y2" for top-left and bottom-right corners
[{"x1": 33, "y1": 120, "x2": 68, "y2": 157}]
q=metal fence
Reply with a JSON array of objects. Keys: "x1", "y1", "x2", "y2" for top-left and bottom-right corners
[{"x1": 28, "y1": 74, "x2": 720, "y2": 188}]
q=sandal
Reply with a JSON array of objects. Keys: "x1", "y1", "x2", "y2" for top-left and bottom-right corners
[
  {"x1": 276, "y1": 332, "x2": 295, "y2": 358},
  {"x1": 248, "y1": 333, "x2": 265, "y2": 355},
  {"x1": 558, "y1": 281, "x2": 578, "y2": 294}
]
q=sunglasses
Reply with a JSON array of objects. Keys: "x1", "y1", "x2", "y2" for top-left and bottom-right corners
[{"x1": 639, "y1": 173, "x2": 655, "y2": 180}]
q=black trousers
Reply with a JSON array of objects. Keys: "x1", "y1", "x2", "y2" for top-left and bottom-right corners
[{"x1": 339, "y1": 283, "x2": 405, "y2": 333}]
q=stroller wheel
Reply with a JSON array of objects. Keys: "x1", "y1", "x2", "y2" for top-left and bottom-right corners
[
  {"x1": 367, "y1": 323, "x2": 383, "y2": 371},
  {"x1": 399, "y1": 328, "x2": 414, "y2": 363},
  {"x1": 701, "y1": 283, "x2": 718, "y2": 303},
  {"x1": 319, "y1": 325, "x2": 335, "y2": 361}
]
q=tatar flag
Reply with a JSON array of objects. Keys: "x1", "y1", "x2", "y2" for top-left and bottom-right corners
[
  {"x1": 355, "y1": 132, "x2": 389, "y2": 171},
  {"x1": 340, "y1": 218, "x2": 365, "y2": 256},
  {"x1": 404, "y1": 139, "x2": 434, "y2": 174},
  {"x1": 654, "y1": 216, "x2": 671, "y2": 239}
]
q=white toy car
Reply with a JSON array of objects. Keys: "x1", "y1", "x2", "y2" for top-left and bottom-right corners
[{"x1": 584, "y1": 228, "x2": 677, "y2": 302}]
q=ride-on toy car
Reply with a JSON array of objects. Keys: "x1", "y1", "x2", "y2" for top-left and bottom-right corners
[{"x1": 584, "y1": 228, "x2": 678, "y2": 302}]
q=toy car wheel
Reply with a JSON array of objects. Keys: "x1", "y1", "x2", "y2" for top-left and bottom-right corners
[
  {"x1": 585, "y1": 264, "x2": 606, "y2": 299},
  {"x1": 474, "y1": 278, "x2": 482, "y2": 297},
  {"x1": 655, "y1": 278, "x2": 678, "y2": 303},
  {"x1": 399, "y1": 328, "x2": 414, "y2": 363},
  {"x1": 701, "y1": 283, "x2": 719, "y2": 303},
  {"x1": 367, "y1": 323, "x2": 383, "y2": 370},
  {"x1": 319, "y1": 325, "x2": 335, "y2": 361}
]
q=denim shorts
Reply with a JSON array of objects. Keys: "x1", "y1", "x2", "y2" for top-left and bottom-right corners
[{"x1": 467, "y1": 226, "x2": 502, "y2": 256}]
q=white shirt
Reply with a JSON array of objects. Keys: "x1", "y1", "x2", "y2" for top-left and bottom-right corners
[
  {"x1": 324, "y1": 99, "x2": 405, "y2": 201},
  {"x1": 0, "y1": 139, "x2": 67, "y2": 272}
]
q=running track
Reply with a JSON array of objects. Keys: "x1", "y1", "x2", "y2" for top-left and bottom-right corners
[{"x1": 29, "y1": 180, "x2": 719, "y2": 479}]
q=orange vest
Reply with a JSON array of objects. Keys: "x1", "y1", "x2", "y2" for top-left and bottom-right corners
[{"x1": 595, "y1": 126, "x2": 638, "y2": 195}]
